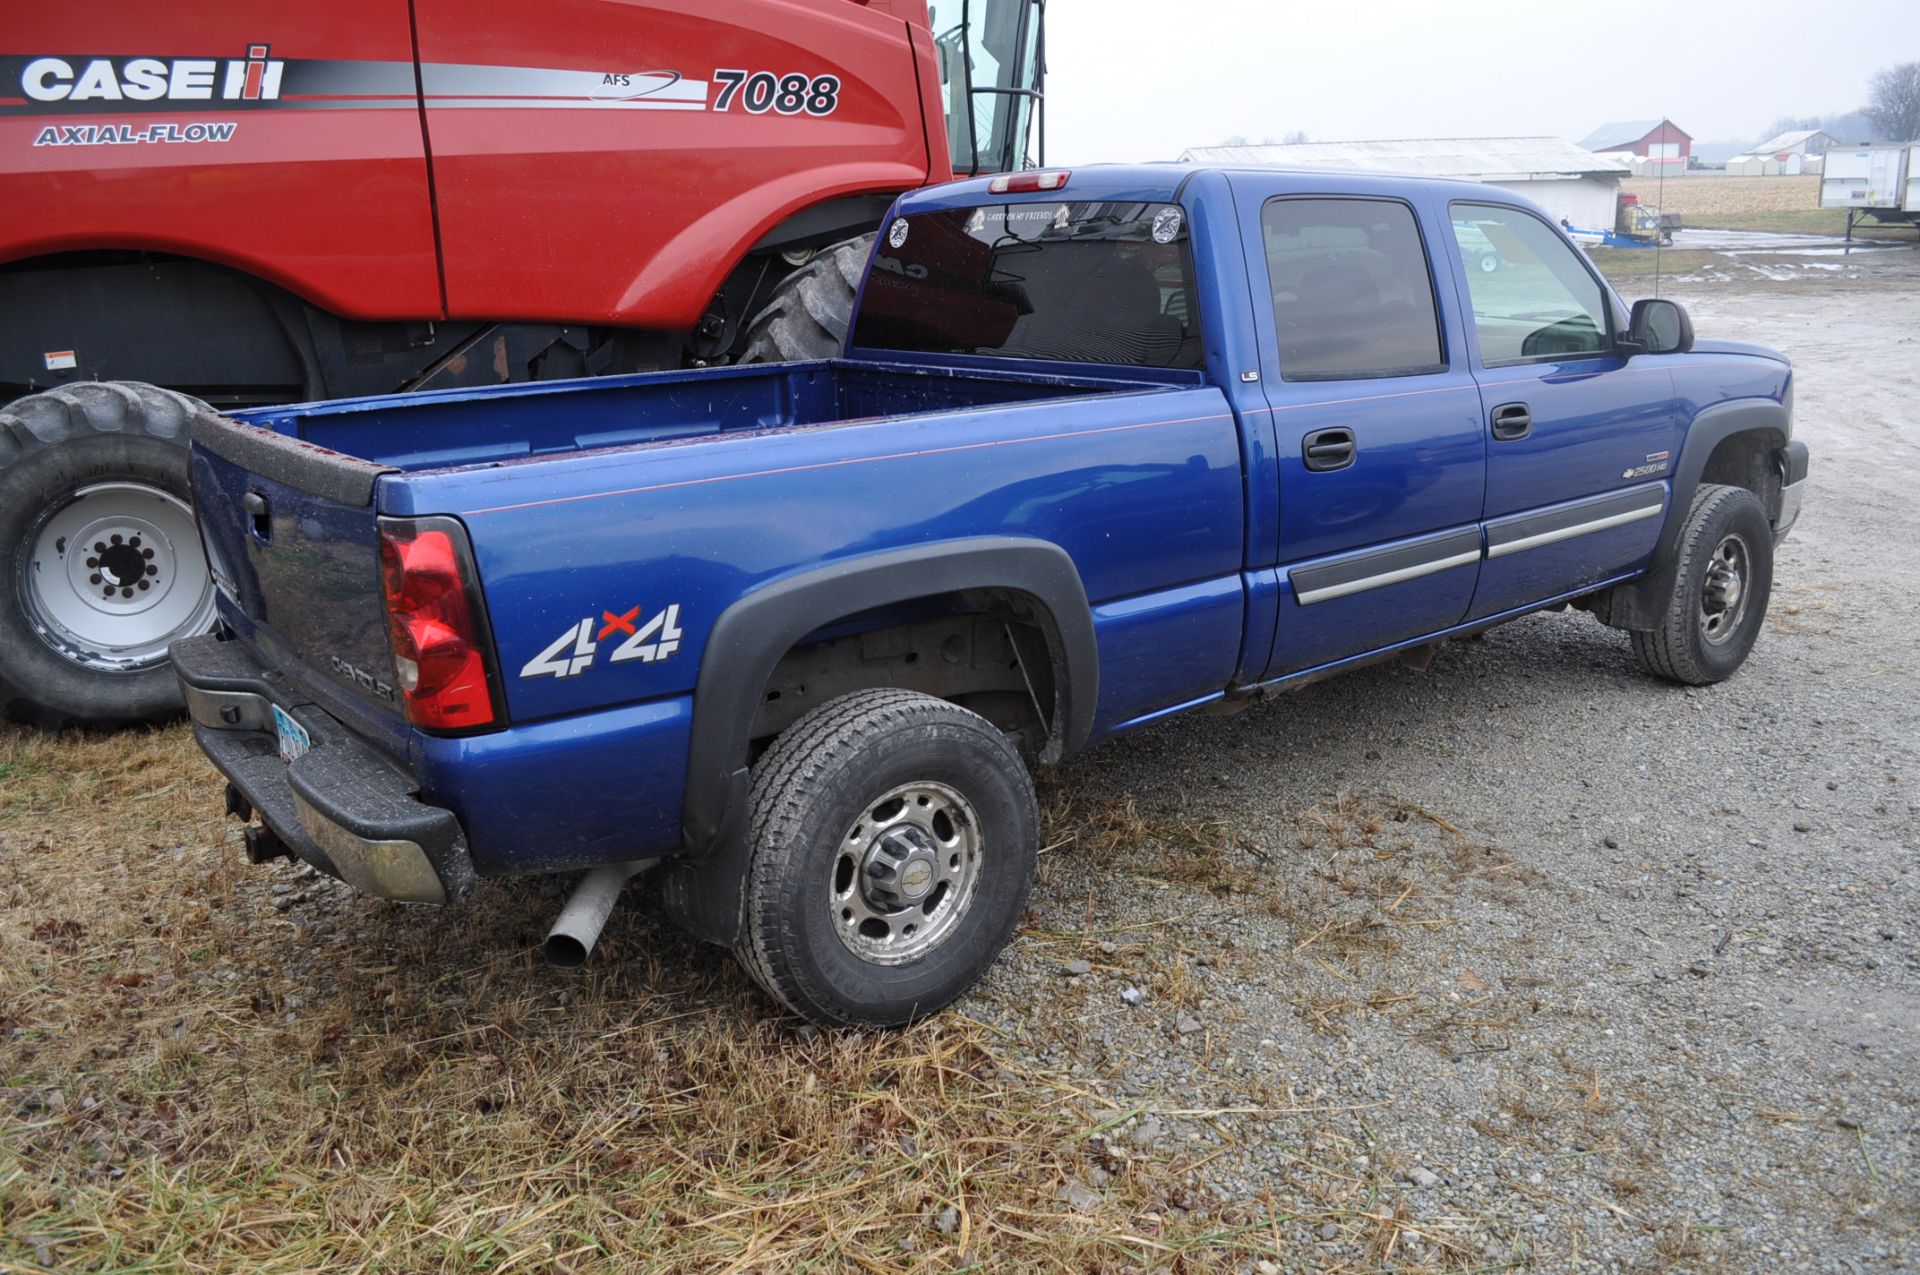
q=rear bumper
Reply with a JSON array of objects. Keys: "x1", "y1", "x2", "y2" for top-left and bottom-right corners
[{"x1": 171, "y1": 633, "x2": 474, "y2": 903}]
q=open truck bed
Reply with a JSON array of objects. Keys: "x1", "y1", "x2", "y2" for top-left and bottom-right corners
[{"x1": 221, "y1": 358, "x2": 1193, "y2": 474}]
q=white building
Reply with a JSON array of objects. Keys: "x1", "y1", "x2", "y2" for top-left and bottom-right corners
[
  {"x1": 1179, "y1": 137, "x2": 1627, "y2": 229},
  {"x1": 1727, "y1": 129, "x2": 1836, "y2": 176},
  {"x1": 1748, "y1": 128, "x2": 1837, "y2": 158}
]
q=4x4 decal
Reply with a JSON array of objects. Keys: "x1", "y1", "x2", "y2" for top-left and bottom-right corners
[{"x1": 520, "y1": 603, "x2": 683, "y2": 680}]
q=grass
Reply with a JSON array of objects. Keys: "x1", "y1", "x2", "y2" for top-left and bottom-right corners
[
  {"x1": 0, "y1": 722, "x2": 1289, "y2": 1271},
  {"x1": 1587, "y1": 249, "x2": 1727, "y2": 285},
  {"x1": 1678, "y1": 209, "x2": 1916, "y2": 239}
]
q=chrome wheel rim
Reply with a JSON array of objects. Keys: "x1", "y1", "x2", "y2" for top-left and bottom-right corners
[
  {"x1": 830, "y1": 780, "x2": 983, "y2": 966},
  {"x1": 1698, "y1": 532, "x2": 1752, "y2": 646},
  {"x1": 20, "y1": 481, "x2": 215, "y2": 671}
]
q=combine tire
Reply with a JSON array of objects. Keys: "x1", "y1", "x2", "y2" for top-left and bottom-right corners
[
  {"x1": 738, "y1": 235, "x2": 874, "y2": 363},
  {"x1": 0, "y1": 382, "x2": 216, "y2": 730}
]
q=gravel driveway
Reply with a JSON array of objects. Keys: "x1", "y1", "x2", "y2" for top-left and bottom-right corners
[{"x1": 965, "y1": 251, "x2": 1920, "y2": 1270}]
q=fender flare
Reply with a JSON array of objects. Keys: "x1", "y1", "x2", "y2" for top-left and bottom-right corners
[
  {"x1": 664, "y1": 536, "x2": 1098, "y2": 946},
  {"x1": 1599, "y1": 396, "x2": 1789, "y2": 630}
]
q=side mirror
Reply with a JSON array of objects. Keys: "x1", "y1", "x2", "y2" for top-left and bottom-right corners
[{"x1": 1627, "y1": 298, "x2": 1694, "y2": 355}]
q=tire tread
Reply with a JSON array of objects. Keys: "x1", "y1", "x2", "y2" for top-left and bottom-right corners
[
  {"x1": 737, "y1": 235, "x2": 874, "y2": 365},
  {"x1": 1630, "y1": 483, "x2": 1770, "y2": 685},
  {"x1": 737, "y1": 688, "x2": 1034, "y2": 1026},
  {"x1": 0, "y1": 380, "x2": 209, "y2": 730}
]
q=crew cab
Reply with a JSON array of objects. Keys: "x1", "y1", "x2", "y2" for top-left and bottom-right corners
[{"x1": 170, "y1": 165, "x2": 1808, "y2": 1026}]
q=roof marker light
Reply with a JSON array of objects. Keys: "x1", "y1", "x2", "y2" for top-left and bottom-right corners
[{"x1": 989, "y1": 170, "x2": 1071, "y2": 194}]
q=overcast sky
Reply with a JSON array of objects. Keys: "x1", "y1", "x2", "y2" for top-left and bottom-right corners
[{"x1": 1042, "y1": 0, "x2": 1920, "y2": 161}]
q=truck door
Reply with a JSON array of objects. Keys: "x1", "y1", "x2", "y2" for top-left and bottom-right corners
[
  {"x1": 1441, "y1": 202, "x2": 1681, "y2": 620},
  {"x1": 1238, "y1": 183, "x2": 1487, "y2": 679}
]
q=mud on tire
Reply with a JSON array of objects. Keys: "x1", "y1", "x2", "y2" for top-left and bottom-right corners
[{"x1": 0, "y1": 381, "x2": 215, "y2": 730}]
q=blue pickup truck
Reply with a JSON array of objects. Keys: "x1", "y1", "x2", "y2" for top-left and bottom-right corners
[{"x1": 171, "y1": 164, "x2": 1807, "y2": 1026}]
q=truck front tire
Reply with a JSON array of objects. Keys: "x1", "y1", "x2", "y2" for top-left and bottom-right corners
[
  {"x1": 735, "y1": 688, "x2": 1038, "y2": 1027},
  {"x1": 1630, "y1": 483, "x2": 1773, "y2": 685},
  {"x1": 0, "y1": 382, "x2": 215, "y2": 730}
]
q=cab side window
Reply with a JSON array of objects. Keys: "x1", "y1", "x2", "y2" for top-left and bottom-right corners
[
  {"x1": 1450, "y1": 203, "x2": 1611, "y2": 365},
  {"x1": 1261, "y1": 198, "x2": 1446, "y2": 381}
]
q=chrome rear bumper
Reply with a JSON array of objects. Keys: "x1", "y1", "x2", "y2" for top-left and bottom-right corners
[{"x1": 171, "y1": 633, "x2": 473, "y2": 903}]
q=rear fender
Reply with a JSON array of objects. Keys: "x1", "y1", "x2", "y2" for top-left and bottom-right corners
[{"x1": 664, "y1": 536, "x2": 1096, "y2": 946}]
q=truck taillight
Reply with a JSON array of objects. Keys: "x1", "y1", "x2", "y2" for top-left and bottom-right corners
[
  {"x1": 376, "y1": 517, "x2": 502, "y2": 733},
  {"x1": 988, "y1": 170, "x2": 1070, "y2": 194}
]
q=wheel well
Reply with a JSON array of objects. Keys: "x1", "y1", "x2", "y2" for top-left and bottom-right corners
[
  {"x1": 749, "y1": 590, "x2": 1063, "y2": 763},
  {"x1": 0, "y1": 234, "x2": 878, "y2": 405},
  {"x1": 0, "y1": 250, "x2": 313, "y2": 404},
  {"x1": 1699, "y1": 429, "x2": 1785, "y2": 523}
]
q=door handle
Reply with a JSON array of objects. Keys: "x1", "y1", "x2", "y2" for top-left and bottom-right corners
[
  {"x1": 243, "y1": 489, "x2": 271, "y2": 540},
  {"x1": 1490, "y1": 402, "x2": 1532, "y2": 441},
  {"x1": 1302, "y1": 427, "x2": 1356, "y2": 472}
]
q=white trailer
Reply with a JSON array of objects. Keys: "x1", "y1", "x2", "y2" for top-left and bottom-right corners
[
  {"x1": 1907, "y1": 145, "x2": 1920, "y2": 212},
  {"x1": 1819, "y1": 145, "x2": 1919, "y2": 238},
  {"x1": 1821, "y1": 146, "x2": 1905, "y2": 207}
]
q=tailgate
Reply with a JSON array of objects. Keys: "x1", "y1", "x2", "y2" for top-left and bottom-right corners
[{"x1": 188, "y1": 410, "x2": 404, "y2": 723}]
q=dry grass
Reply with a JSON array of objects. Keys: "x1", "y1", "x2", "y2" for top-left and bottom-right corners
[
  {"x1": 1037, "y1": 790, "x2": 1264, "y2": 900},
  {"x1": 1586, "y1": 249, "x2": 1728, "y2": 284},
  {"x1": 1039, "y1": 782, "x2": 1529, "y2": 1078},
  {"x1": 1681, "y1": 209, "x2": 1914, "y2": 238},
  {"x1": 0, "y1": 723, "x2": 1288, "y2": 1271},
  {"x1": 1621, "y1": 174, "x2": 1820, "y2": 218},
  {"x1": 1623, "y1": 173, "x2": 1919, "y2": 241}
]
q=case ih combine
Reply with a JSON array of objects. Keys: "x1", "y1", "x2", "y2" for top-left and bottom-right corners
[{"x1": 0, "y1": 0, "x2": 1043, "y2": 730}]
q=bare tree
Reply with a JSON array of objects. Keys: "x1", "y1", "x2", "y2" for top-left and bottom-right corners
[
  {"x1": 1865, "y1": 62, "x2": 1920, "y2": 142},
  {"x1": 1282, "y1": 130, "x2": 1310, "y2": 145},
  {"x1": 1766, "y1": 114, "x2": 1824, "y2": 137}
]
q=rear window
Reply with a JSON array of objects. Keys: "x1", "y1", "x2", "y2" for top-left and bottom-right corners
[{"x1": 849, "y1": 201, "x2": 1203, "y2": 369}]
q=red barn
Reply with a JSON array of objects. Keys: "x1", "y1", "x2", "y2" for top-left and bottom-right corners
[{"x1": 1579, "y1": 119, "x2": 1692, "y2": 166}]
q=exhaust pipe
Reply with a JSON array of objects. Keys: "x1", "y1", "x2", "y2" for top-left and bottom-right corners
[{"x1": 543, "y1": 859, "x2": 658, "y2": 969}]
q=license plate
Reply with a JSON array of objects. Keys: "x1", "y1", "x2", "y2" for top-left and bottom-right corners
[{"x1": 272, "y1": 704, "x2": 311, "y2": 764}]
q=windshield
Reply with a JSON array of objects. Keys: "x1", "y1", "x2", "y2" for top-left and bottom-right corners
[
  {"x1": 850, "y1": 201, "x2": 1203, "y2": 370},
  {"x1": 932, "y1": 0, "x2": 1043, "y2": 175}
]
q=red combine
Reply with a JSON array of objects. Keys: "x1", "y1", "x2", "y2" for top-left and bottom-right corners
[{"x1": 0, "y1": 0, "x2": 1044, "y2": 728}]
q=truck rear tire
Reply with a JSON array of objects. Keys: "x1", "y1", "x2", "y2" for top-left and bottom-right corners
[
  {"x1": 0, "y1": 382, "x2": 216, "y2": 730},
  {"x1": 737, "y1": 235, "x2": 874, "y2": 364},
  {"x1": 735, "y1": 688, "x2": 1037, "y2": 1027},
  {"x1": 1629, "y1": 483, "x2": 1773, "y2": 686}
]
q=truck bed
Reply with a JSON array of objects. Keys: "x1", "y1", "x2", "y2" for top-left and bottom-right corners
[{"x1": 229, "y1": 358, "x2": 1199, "y2": 474}]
